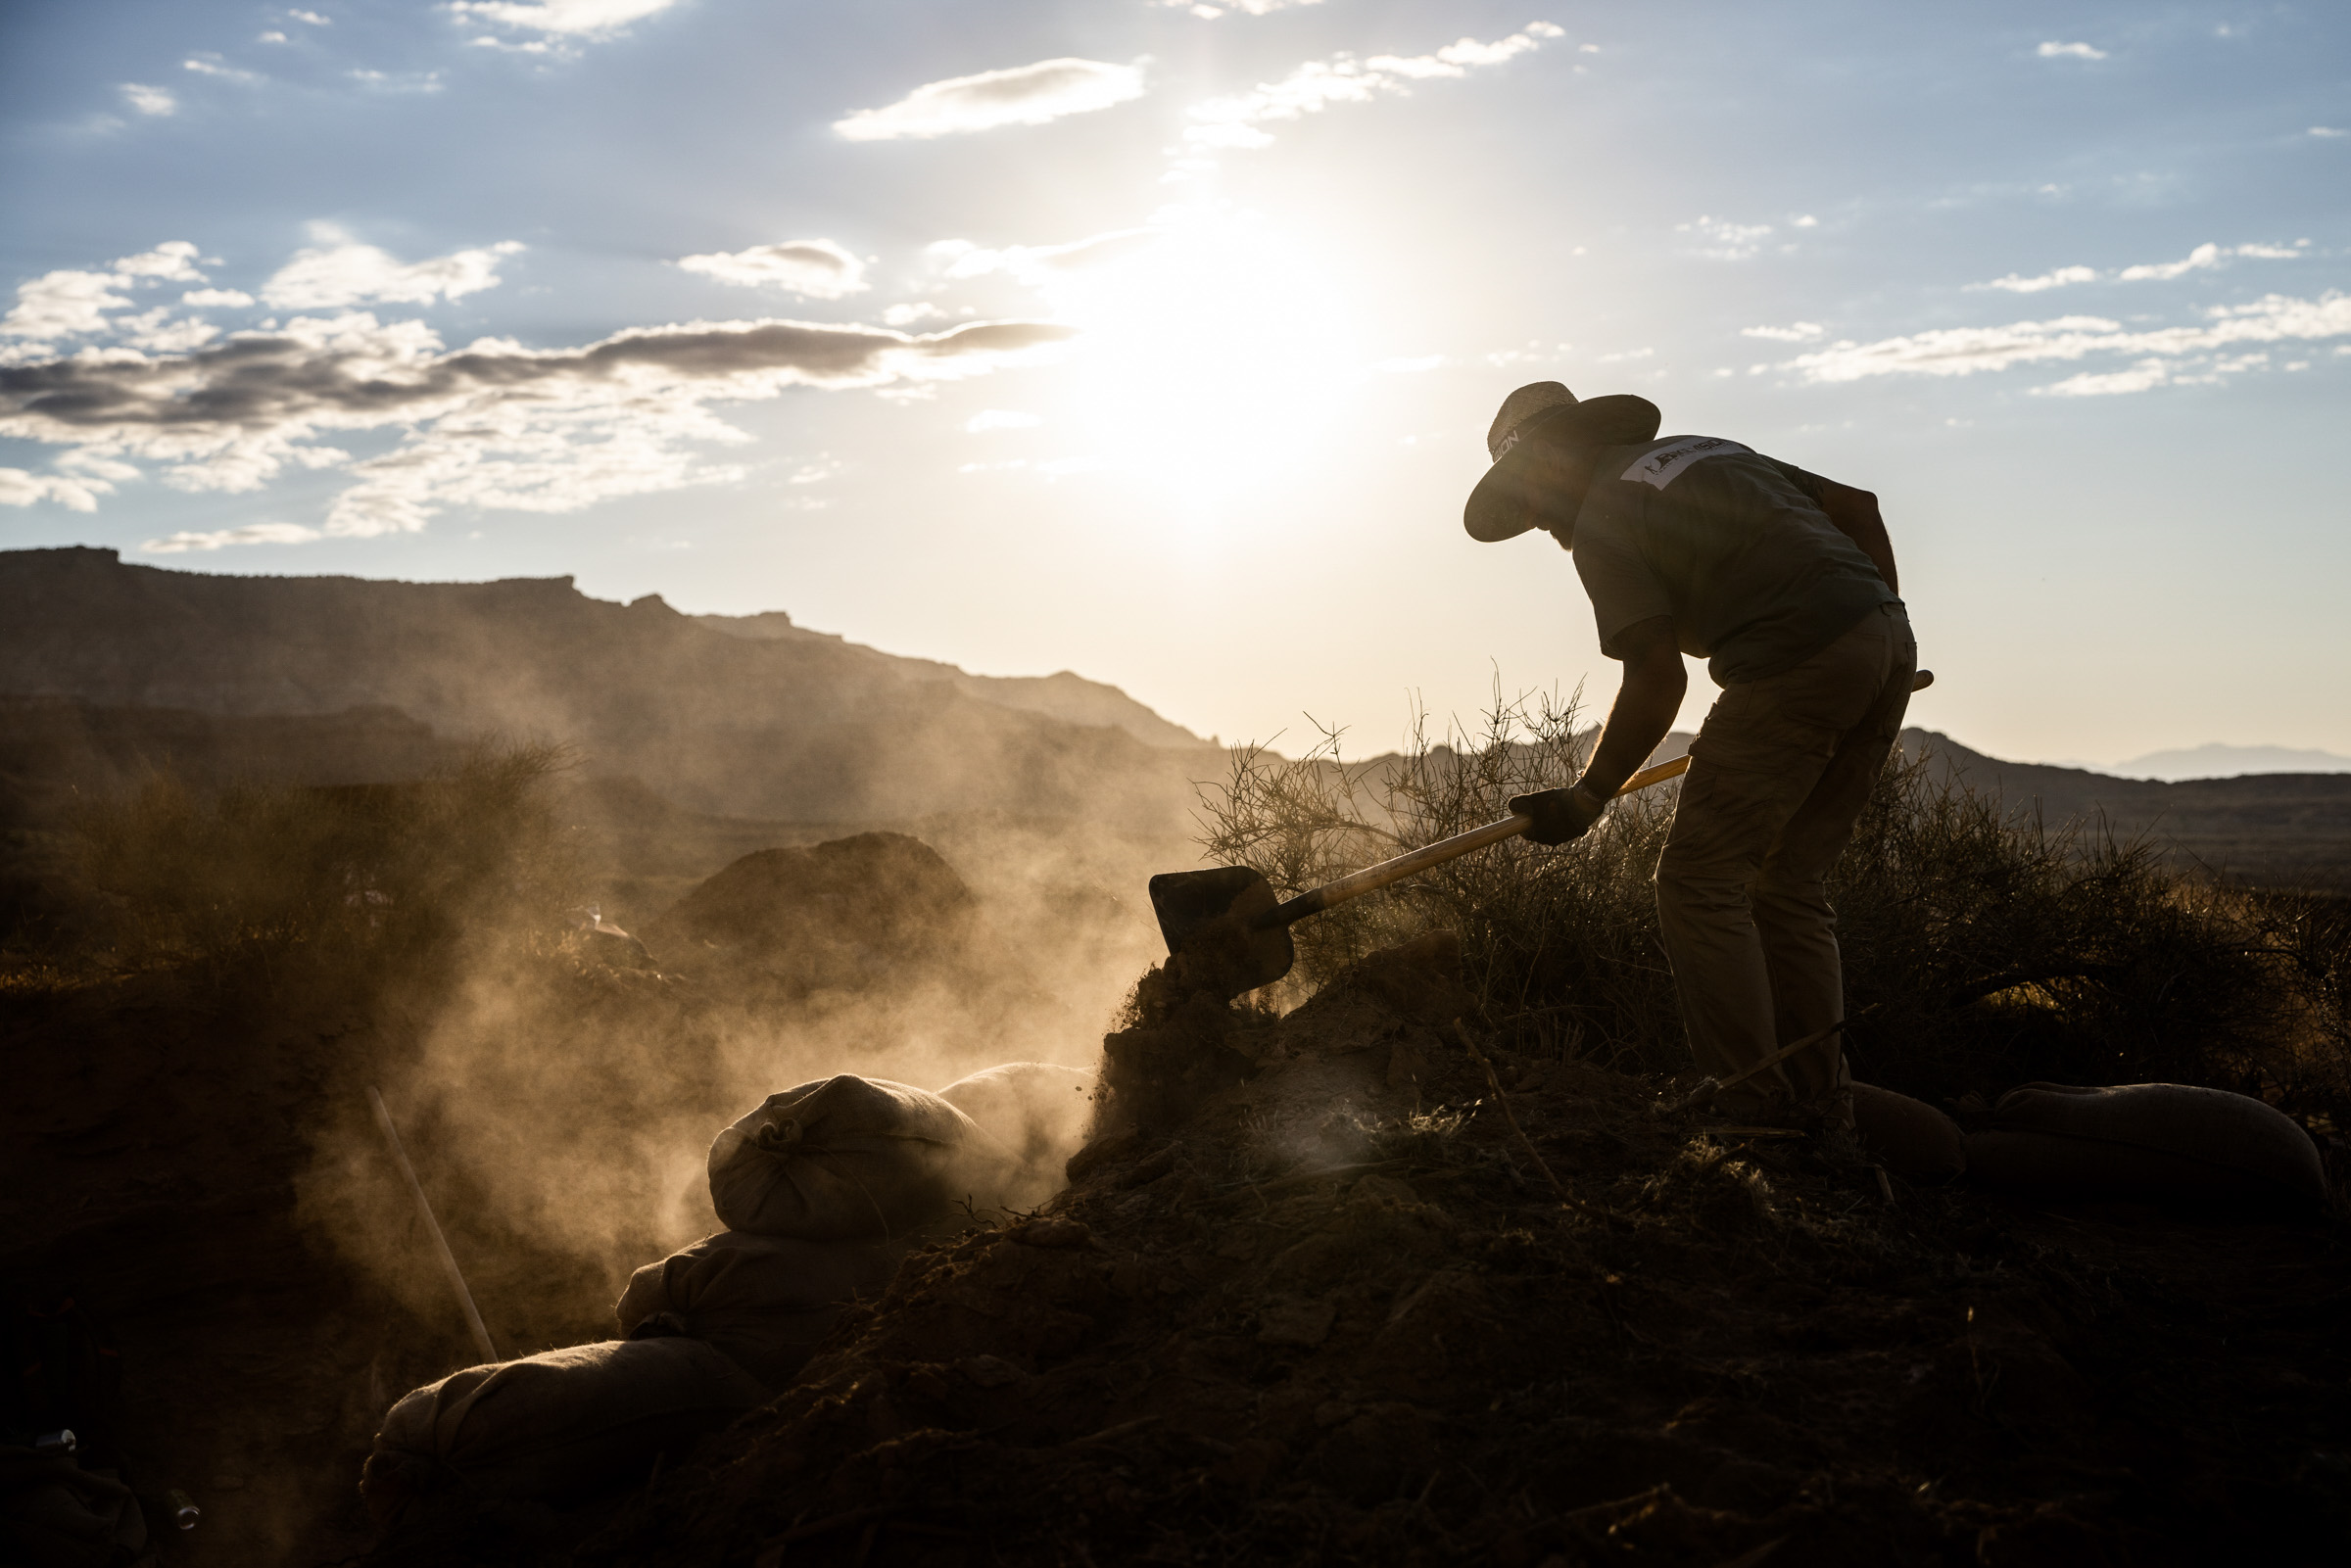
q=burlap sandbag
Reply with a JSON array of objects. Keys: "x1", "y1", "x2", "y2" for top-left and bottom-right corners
[
  {"x1": 1965, "y1": 1081, "x2": 2327, "y2": 1207},
  {"x1": 0, "y1": 1449, "x2": 149, "y2": 1568},
  {"x1": 615, "y1": 1231, "x2": 908, "y2": 1390},
  {"x1": 707, "y1": 1075, "x2": 1019, "y2": 1240},
  {"x1": 1850, "y1": 1081, "x2": 1966, "y2": 1182},
  {"x1": 360, "y1": 1338, "x2": 767, "y2": 1529},
  {"x1": 936, "y1": 1062, "x2": 1097, "y2": 1208}
]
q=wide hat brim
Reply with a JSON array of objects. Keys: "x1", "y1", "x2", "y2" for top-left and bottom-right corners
[{"x1": 1463, "y1": 394, "x2": 1662, "y2": 543}]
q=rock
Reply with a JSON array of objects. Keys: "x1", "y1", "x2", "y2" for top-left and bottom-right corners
[
  {"x1": 959, "y1": 1354, "x2": 1026, "y2": 1389},
  {"x1": 1255, "y1": 1297, "x2": 1336, "y2": 1348},
  {"x1": 640, "y1": 832, "x2": 975, "y2": 993}
]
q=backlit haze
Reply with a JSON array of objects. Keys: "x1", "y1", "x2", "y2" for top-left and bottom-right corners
[{"x1": 3, "y1": 1, "x2": 2346, "y2": 767}]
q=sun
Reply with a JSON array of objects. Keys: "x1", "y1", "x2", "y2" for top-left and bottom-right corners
[{"x1": 1033, "y1": 208, "x2": 1367, "y2": 516}]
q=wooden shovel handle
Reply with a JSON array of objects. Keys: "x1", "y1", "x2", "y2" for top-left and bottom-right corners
[
  {"x1": 1260, "y1": 753, "x2": 1687, "y2": 926},
  {"x1": 1262, "y1": 668, "x2": 1933, "y2": 929}
]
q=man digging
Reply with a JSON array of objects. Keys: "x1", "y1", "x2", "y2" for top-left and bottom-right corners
[{"x1": 1466, "y1": 382, "x2": 1916, "y2": 1130}]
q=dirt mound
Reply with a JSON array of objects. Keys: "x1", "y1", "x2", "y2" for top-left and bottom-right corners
[
  {"x1": 549, "y1": 936, "x2": 2351, "y2": 1566},
  {"x1": 640, "y1": 834, "x2": 976, "y2": 994}
]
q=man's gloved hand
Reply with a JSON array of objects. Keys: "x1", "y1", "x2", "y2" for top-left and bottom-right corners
[{"x1": 1509, "y1": 784, "x2": 1605, "y2": 845}]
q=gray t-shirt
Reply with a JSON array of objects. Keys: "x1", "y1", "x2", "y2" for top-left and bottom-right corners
[{"x1": 1569, "y1": 434, "x2": 1898, "y2": 685}]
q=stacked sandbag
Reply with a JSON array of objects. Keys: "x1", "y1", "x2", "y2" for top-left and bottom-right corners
[
  {"x1": 1850, "y1": 1081, "x2": 1967, "y2": 1182},
  {"x1": 936, "y1": 1062, "x2": 1098, "y2": 1210},
  {"x1": 360, "y1": 1338, "x2": 767, "y2": 1529},
  {"x1": 615, "y1": 1231, "x2": 908, "y2": 1391},
  {"x1": 1965, "y1": 1081, "x2": 2327, "y2": 1208},
  {"x1": 707, "y1": 1075, "x2": 1021, "y2": 1238}
]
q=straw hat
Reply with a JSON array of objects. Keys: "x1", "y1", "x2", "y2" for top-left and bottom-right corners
[{"x1": 1463, "y1": 382, "x2": 1660, "y2": 542}]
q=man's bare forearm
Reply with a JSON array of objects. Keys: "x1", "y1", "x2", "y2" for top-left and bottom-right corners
[{"x1": 1577, "y1": 620, "x2": 1686, "y2": 798}]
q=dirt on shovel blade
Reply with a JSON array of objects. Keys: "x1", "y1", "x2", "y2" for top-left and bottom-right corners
[
  {"x1": 537, "y1": 931, "x2": 2351, "y2": 1568},
  {"x1": 1148, "y1": 866, "x2": 1294, "y2": 1001}
]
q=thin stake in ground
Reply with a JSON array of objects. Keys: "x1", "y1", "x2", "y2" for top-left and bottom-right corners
[
  {"x1": 1452, "y1": 1018, "x2": 1596, "y2": 1214},
  {"x1": 367, "y1": 1085, "x2": 500, "y2": 1364},
  {"x1": 1661, "y1": 1017, "x2": 1850, "y2": 1117}
]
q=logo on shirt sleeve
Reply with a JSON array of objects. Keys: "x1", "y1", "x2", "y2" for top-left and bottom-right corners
[{"x1": 1620, "y1": 435, "x2": 1751, "y2": 490}]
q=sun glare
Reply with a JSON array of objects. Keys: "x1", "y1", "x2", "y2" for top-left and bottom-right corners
[{"x1": 1037, "y1": 210, "x2": 1367, "y2": 521}]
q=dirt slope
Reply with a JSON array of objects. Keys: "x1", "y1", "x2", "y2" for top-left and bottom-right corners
[
  {"x1": 554, "y1": 936, "x2": 2351, "y2": 1568},
  {"x1": 0, "y1": 963, "x2": 486, "y2": 1565}
]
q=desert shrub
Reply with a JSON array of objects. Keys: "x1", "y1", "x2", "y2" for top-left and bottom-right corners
[
  {"x1": 1197, "y1": 690, "x2": 2351, "y2": 1120},
  {"x1": 1197, "y1": 684, "x2": 1677, "y2": 1061},
  {"x1": 1830, "y1": 748, "x2": 2345, "y2": 1112},
  {"x1": 68, "y1": 745, "x2": 580, "y2": 969}
]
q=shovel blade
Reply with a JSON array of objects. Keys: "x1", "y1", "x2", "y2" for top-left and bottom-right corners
[{"x1": 1148, "y1": 866, "x2": 1296, "y2": 997}]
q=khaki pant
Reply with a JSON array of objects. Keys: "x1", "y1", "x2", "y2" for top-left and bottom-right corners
[{"x1": 1655, "y1": 603, "x2": 1916, "y2": 1122}]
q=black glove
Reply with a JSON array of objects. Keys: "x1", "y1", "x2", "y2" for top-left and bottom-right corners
[{"x1": 1510, "y1": 785, "x2": 1604, "y2": 846}]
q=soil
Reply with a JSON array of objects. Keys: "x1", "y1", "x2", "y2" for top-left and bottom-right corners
[
  {"x1": 0, "y1": 961, "x2": 488, "y2": 1566},
  {"x1": 10, "y1": 923, "x2": 2349, "y2": 1566},
  {"x1": 539, "y1": 933, "x2": 2351, "y2": 1568},
  {"x1": 0, "y1": 821, "x2": 1146, "y2": 1566}
]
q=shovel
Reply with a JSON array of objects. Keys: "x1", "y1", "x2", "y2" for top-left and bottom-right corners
[{"x1": 1151, "y1": 669, "x2": 1934, "y2": 998}]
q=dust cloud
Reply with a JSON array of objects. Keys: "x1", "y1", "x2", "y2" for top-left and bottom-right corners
[{"x1": 294, "y1": 811, "x2": 1175, "y2": 1358}]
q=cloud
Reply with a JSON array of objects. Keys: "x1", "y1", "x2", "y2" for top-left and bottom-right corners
[
  {"x1": 1678, "y1": 215, "x2": 1773, "y2": 261},
  {"x1": 1778, "y1": 292, "x2": 2351, "y2": 394},
  {"x1": 2116, "y1": 241, "x2": 2225, "y2": 282},
  {"x1": 120, "y1": 83, "x2": 177, "y2": 116},
  {"x1": 262, "y1": 231, "x2": 523, "y2": 309},
  {"x1": 0, "y1": 467, "x2": 110, "y2": 512},
  {"x1": 1168, "y1": 0, "x2": 1324, "y2": 14},
  {"x1": 2, "y1": 275, "x2": 136, "y2": 343},
  {"x1": 448, "y1": 0, "x2": 686, "y2": 36},
  {"x1": 927, "y1": 228, "x2": 1161, "y2": 285},
  {"x1": 836, "y1": 58, "x2": 1147, "y2": 142},
  {"x1": 1741, "y1": 322, "x2": 1824, "y2": 342},
  {"x1": 2037, "y1": 40, "x2": 2107, "y2": 60},
  {"x1": 965, "y1": 409, "x2": 1041, "y2": 432},
  {"x1": 181, "y1": 288, "x2": 256, "y2": 309},
  {"x1": 349, "y1": 68, "x2": 445, "y2": 92},
  {"x1": 144, "y1": 521, "x2": 324, "y2": 552},
  {"x1": 1183, "y1": 24, "x2": 1561, "y2": 149},
  {"x1": 113, "y1": 309, "x2": 222, "y2": 353},
  {"x1": 1971, "y1": 241, "x2": 2305, "y2": 293},
  {"x1": 115, "y1": 246, "x2": 209, "y2": 283},
  {"x1": 2312, "y1": 126, "x2": 2346, "y2": 138},
  {"x1": 676, "y1": 239, "x2": 868, "y2": 298},
  {"x1": 2034, "y1": 361, "x2": 2174, "y2": 398},
  {"x1": 0, "y1": 308, "x2": 1077, "y2": 533},
  {"x1": 1975, "y1": 263, "x2": 2099, "y2": 294},
  {"x1": 183, "y1": 55, "x2": 261, "y2": 83},
  {"x1": 1, "y1": 243, "x2": 205, "y2": 344},
  {"x1": 883, "y1": 302, "x2": 949, "y2": 326}
]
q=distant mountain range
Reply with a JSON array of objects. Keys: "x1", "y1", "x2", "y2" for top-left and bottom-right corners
[
  {"x1": 0, "y1": 546, "x2": 1214, "y2": 832},
  {"x1": 691, "y1": 609, "x2": 1210, "y2": 750},
  {"x1": 2, "y1": 546, "x2": 2346, "y2": 893},
  {"x1": 1897, "y1": 729, "x2": 2351, "y2": 890},
  {"x1": 2087, "y1": 742, "x2": 2351, "y2": 782}
]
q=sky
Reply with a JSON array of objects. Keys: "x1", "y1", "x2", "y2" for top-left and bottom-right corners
[{"x1": 2, "y1": 0, "x2": 2346, "y2": 769}]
